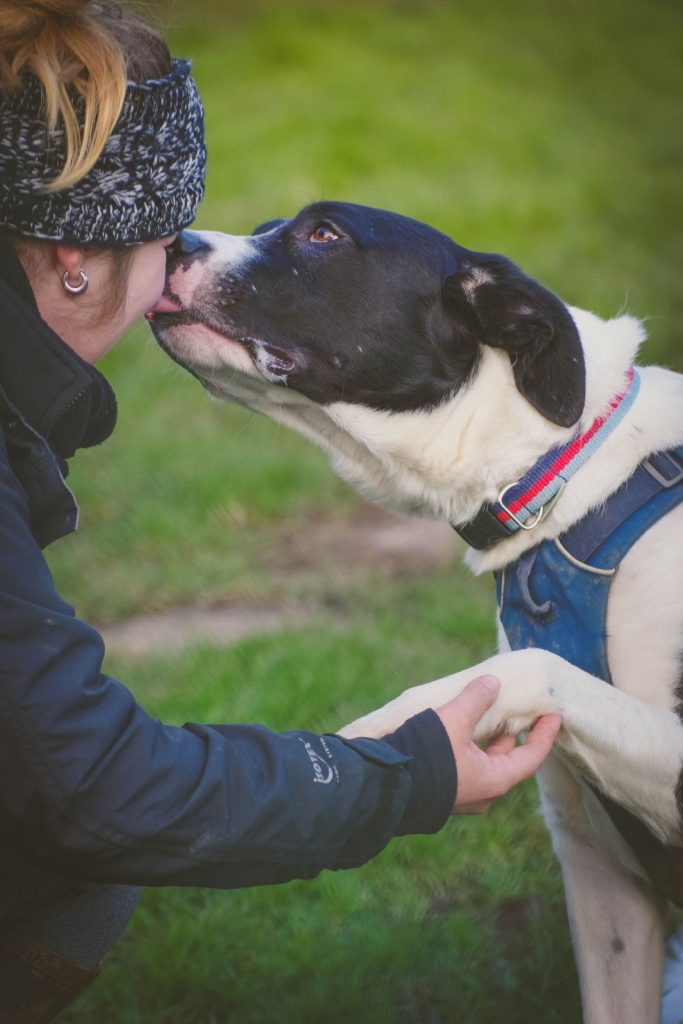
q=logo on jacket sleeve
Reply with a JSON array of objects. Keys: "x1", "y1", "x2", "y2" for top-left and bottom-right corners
[{"x1": 300, "y1": 737, "x2": 339, "y2": 785}]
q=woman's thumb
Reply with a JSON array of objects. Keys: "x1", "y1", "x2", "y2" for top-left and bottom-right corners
[{"x1": 437, "y1": 675, "x2": 500, "y2": 733}]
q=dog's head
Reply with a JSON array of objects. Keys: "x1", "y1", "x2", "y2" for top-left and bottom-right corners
[
  {"x1": 151, "y1": 201, "x2": 585, "y2": 427},
  {"x1": 150, "y1": 202, "x2": 589, "y2": 523}
]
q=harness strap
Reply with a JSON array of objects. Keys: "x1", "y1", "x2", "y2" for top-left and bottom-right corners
[{"x1": 559, "y1": 446, "x2": 683, "y2": 566}]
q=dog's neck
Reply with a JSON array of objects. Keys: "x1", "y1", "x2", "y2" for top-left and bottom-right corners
[
  {"x1": 210, "y1": 306, "x2": 682, "y2": 574},
  {"x1": 321, "y1": 308, "x2": 645, "y2": 534}
]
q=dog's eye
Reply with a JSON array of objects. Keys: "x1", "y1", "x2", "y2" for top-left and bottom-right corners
[{"x1": 310, "y1": 224, "x2": 340, "y2": 244}]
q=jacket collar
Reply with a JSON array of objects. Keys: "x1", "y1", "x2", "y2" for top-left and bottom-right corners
[{"x1": 0, "y1": 232, "x2": 117, "y2": 459}]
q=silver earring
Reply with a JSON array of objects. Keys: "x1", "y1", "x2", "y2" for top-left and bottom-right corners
[{"x1": 62, "y1": 268, "x2": 89, "y2": 296}]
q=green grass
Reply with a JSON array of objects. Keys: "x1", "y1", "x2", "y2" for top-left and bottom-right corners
[{"x1": 47, "y1": 0, "x2": 683, "y2": 1019}]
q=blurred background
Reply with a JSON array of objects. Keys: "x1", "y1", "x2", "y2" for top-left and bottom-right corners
[{"x1": 55, "y1": 1, "x2": 682, "y2": 1021}]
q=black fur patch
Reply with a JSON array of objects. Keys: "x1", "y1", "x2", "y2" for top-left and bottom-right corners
[
  {"x1": 444, "y1": 255, "x2": 585, "y2": 426},
  {"x1": 597, "y1": 789, "x2": 683, "y2": 907}
]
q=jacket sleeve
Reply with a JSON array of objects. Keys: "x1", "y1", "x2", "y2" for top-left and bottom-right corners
[{"x1": 0, "y1": 435, "x2": 456, "y2": 888}]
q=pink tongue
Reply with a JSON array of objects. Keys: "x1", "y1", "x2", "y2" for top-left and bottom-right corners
[{"x1": 148, "y1": 294, "x2": 183, "y2": 316}]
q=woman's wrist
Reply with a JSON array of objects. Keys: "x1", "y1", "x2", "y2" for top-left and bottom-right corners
[{"x1": 381, "y1": 709, "x2": 457, "y2": 836}]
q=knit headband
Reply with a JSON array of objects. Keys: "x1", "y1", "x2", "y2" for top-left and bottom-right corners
[{"x1": 0, "y1": 58, "x2": 206, "y2": 246}]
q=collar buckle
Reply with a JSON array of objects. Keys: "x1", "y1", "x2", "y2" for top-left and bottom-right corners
[{"x1": 497, "y1": 480, "x2": 566, "y2": 533}]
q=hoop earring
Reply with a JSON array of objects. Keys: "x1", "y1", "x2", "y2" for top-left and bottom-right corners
[{"x1": 62, "y1": 268, "x2": 89, "y2": 296}]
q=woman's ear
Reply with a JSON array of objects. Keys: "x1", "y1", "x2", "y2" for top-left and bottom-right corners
[
  {"x1": 444, "y1": 255, "x2": 586, "y2": 428},
  {"x1": 55, "y1": 244, "x2": 87, "y2": 280}
]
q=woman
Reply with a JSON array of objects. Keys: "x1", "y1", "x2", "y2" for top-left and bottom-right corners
[{"x1": 0, "y1": 2, "x2": 561, "y2": 1020}]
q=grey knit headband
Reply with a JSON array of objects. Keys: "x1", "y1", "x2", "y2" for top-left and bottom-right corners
[{"x1": 0, "y1": 59, "x2": 206, "y2": 246}]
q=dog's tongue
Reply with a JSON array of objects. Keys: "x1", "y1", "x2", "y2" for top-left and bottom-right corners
[{"x1": 145, "y1": 294, "x2": 183, "y2": 320}]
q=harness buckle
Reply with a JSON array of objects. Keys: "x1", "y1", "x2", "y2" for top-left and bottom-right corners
[{"x1": 642, "y1": 451, "x2": 683, "y2": 489}]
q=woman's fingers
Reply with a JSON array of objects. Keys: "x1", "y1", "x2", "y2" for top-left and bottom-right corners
[
  {"x1": 484, "y1": 714, "x2": 563, "y2": 794},
  {"x1": 484, "y1": 733, "x2": 517, "y2": 756}
]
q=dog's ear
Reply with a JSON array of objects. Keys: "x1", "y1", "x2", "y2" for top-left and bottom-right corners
[
  {"x1": 251, "y1": 218, "x2": 287, "y2": 236},
  {"x1": 443, "y1": 256, "x2": 585, "y2": 427}
]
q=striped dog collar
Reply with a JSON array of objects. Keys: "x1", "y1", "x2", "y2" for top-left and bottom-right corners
[{"x1": 453, "y1": 367, "x2": 641, "y2": 550}]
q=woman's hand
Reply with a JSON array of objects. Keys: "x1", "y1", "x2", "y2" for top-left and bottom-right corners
[{"x1": 436, "y1": 675, "x2": 562, "y2": 814}]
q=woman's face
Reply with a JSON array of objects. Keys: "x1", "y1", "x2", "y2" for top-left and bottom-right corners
[
  {"x1": 26, "y1": 235, "x2": 177, "y2": 365},
  {"x1": 117, "y1": 235, "x2": 178, "y2": 340}
]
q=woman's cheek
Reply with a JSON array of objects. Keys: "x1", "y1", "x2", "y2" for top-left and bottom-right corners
[
  {"x1": 128, "y1": 254, "x2": 167, "y2": 324},
  {"x1": 150, "y1": 259, "x2": 168, "y2": 310}
]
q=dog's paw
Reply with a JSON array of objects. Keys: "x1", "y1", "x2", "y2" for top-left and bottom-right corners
[{"x1": 471, "y1": 709, "x2": 548, "y2": 744}]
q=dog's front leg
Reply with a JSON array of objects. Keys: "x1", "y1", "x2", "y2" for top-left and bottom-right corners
[
  {"x1": 339, "y1": 651, "x2": 548, "y2": 741},
  {"x1": 538, "y1": 753, "x2": 667, "y2": 1024},
  {"x1": 339, "y1": 647, "x2": 683, "y2": 843}
]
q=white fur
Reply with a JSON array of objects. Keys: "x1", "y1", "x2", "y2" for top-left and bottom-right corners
[
  {"x1": 167, "y1": 232, "x2": 255, "y2": 309},
  {"x1": 162, "y1": 253, "x2": 683, "y2": 1022},
  {"x1": 163, "y1": 233, "x2": 259, "y2": 381}
]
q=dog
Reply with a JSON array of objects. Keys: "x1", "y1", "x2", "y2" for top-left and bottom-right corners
[{"x1": 149, "y1": 202, "x2": 683, "y2": 1023}]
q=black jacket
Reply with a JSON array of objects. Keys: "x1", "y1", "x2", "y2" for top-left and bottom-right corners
[{"x1": 0, "y1": 233, "x2": 456, "y2": 889}]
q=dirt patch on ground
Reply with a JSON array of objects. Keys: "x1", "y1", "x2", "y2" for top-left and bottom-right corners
[
  {"x1": 264, "y1": 504, "x2": 460, "y2": 577},
  {"x1": 100, "y1": 602, "x2": 313, "y2": 659},
  {"x1": 101, "y1": 508, "x2": 461, "y2": 657}
]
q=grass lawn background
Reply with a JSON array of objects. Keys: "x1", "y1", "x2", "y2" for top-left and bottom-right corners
[{"x1": 54, "y1": 0, "x2": 682, "y2": 1020}]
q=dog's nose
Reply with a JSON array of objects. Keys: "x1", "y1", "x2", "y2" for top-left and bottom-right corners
[{"x1": 171, "y1": 231, "x2": 211, "y2": 257}]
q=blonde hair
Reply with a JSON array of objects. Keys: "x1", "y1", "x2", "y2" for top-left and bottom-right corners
[{"x1": 0, "y1": 0, "x2": 170, "y2": 193}]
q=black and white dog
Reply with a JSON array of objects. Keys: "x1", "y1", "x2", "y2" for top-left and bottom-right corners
[{"x1": 150, "y1": 202, "x2": 683, "y2": 1023}]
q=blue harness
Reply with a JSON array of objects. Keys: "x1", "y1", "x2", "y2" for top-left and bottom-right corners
[
  {"x1": 493, "y1": 446, "x2": 683, "y2": 903},
  {"x1": 495, "y1": 447, "x2": 683, "y2": 682}
]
